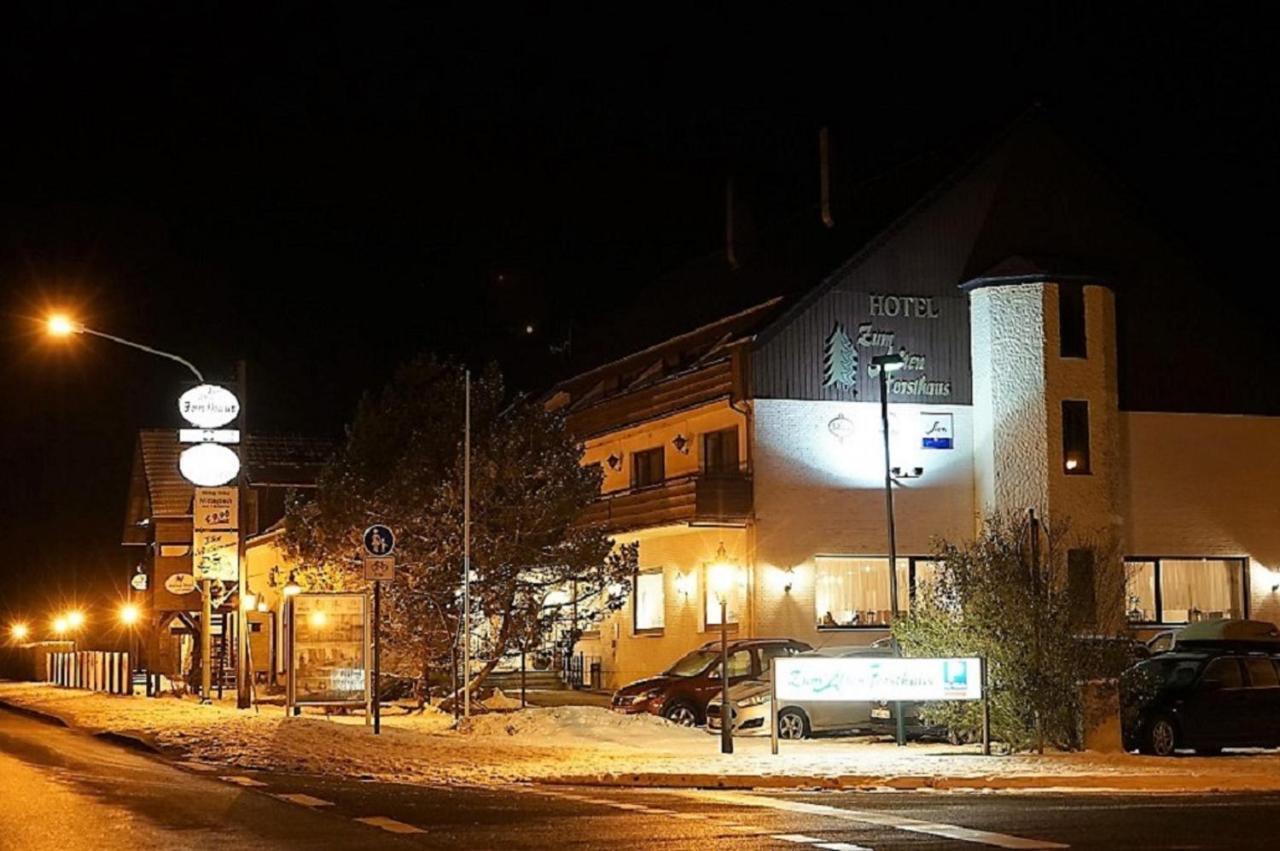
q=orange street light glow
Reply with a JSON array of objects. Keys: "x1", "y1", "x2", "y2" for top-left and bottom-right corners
[
  {"x1": 47, "y1": 314, "x2": 82, "y2": 336},
  {"x1": 119, "y1": 603, "x2": 140, "y2": 626},
  {"x1": 67, "y1": 610, "x2": 85, "y2": 629},
  {"x1": 10, "y1": 623, "x2": 29, "y2": 641},
  {"x1": 53, "y1": 616, "x2": 69, "y2": 635}
]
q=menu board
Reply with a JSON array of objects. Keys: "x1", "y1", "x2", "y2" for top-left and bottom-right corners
[{"x1": 289, "y1": 593, "x2": 369, "y2": 707}]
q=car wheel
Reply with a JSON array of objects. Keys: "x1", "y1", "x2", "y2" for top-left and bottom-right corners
[
  {"x1": 663, "y1": 701, "x2": 699, "y2": 727},
  {"x1": 777, "y1": 708, "x2": 809, "y2": 740},
  {"x1": 1143, "y1": 715, "x2": 1178, "y2": 756}
]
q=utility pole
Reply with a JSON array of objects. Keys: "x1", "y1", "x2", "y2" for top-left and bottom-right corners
[
  {"x1": 236, "y1": 359, "x2": 251, "y2": 709},
  {"x1": 872, "y1": 352, "x2": 907, "y2": 746},
  {"x1": 463, "y1": 369, "x2": 472, "y2": 720}
]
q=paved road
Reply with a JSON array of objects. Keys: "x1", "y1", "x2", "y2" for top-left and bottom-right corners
[{"x1": 3, "y1": 705, "x2": 1280, "y2": 849}]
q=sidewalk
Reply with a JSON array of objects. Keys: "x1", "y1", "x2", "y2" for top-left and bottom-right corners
[{"x1": 4, "y1": 681, "x2": 1279, "y2": 793}]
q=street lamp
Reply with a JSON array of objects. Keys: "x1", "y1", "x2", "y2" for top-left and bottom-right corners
[
  {"x1": 9, "y1": 622, "x2": 29, "y2": 642},
  {"x1": 52, "y1": 615, "x2": 69, "y2": 637},
  {"x1": 119, "y1": 603, "x2": 140, "y2": 626},
  {"x1": 871, "y1": 351, "x2": 907, "y2": 747},
  {"x1": 708, "y1": 543, "x2": 736, "y2": 755},
  {"x1": 45, "y1": 313, "x2": 205, "y2": 381},
  {"x1": 67, "y1": 610, "x2": 85, "y2": 630}
]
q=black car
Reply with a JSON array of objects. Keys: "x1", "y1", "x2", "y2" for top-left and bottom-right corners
[{"x1": 1122, "y1": 649, "x2": 1280, "y2": 755}]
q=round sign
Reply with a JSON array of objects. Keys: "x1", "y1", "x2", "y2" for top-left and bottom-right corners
[
  {"x1": 130, "y1": 573, "x2": 149, "y2": 591},
  {"x1": 164, "y1": 573, "x2": 197, "y2": 595},
  {"x1": 363, "y1": 524, "x2": 395, "y2": 556},
  {"x1": 179, "y1": 443, "x2": 241, "y2": 487},
  {"x1": 178, "y1": 384, "x2": 241, "y2": 429}
]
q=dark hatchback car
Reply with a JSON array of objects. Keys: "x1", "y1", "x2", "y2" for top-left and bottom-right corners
[
  {"x1": 1122, "y1": 650, "x2": 1280, "y2": 755},
  {"x1": 611, "y1": 638, "x2": 811, "y2": 726}
]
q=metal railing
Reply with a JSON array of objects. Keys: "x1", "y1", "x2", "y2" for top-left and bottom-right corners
[{"x1": 47, "y1": 651, "x2": 133, "y2": 695}]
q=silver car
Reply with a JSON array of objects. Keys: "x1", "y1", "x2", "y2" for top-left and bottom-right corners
[{"x1": 707, "y1": 644, "x2": 897, "y2": 739}]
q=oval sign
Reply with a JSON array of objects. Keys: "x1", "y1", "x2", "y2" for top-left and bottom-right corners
[
  {"x1": 130, "y1": 573, "x2": 149, "y2": 591},
  {"x1": 179, "y1": 443, "x2": 241, "y2": 487},
  {"x1": 178, "y1": 384, "x2": 240, "y2": 429},
  {"x1": 164, "y1": 573, "x2": 197, "y2": 595}
]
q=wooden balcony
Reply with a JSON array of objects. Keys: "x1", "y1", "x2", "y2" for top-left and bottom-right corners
[{"x1": 576, "y1": 472, "x2": 753, "y2": 533}]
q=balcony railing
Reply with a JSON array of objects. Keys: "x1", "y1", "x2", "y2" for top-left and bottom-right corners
[{"x1": 576, "y1": 471, "x2": 752, "y2": 533}]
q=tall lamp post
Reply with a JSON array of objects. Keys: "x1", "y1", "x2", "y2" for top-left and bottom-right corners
[
  {"x1": 46, "y1": 314, "x2": 218, "y2": 702},
  {"x1": 871, "y1": 352, "x2": 908, "y2": 747},
  {"x1": 708, "y1": 543, "x2": 736, "y2": 755}
]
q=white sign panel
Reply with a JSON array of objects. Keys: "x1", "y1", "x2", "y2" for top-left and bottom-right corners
[
  {"x1": 178, "y1": 384, "x2": 241, "y2": 429},
  {"x1": 775, "y1": 656, "x2": 982, "y2": 703},
  {"x1": 179, "y1": 428, "x2": 241, "y2": 444},
  {"x1": 194, "y1": 487, "x2": 238, "y2": 530},
  {"x1": 179, "y1": 443, "x2": 241, "y2": 487},
  {"x1": 193, "y1": 530, "x2": 239, "y2": 581},
  {"x1": 921, "y1": 412, "x2": 954, "y2": 449}
]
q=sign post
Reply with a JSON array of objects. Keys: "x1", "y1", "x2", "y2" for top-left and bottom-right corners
[
  {"x1": 362, "y1": 524, "x2": 395, "y2": 735},
  {"x1": 287, "y1": 593, "x2": 371, "y2": 716}
]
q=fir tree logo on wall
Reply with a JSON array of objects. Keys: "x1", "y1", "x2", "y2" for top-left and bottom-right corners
[{"x1": 822, "y1": 322, "x2": 858, "y2": 393}]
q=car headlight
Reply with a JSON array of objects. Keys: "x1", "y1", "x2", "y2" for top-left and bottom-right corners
[
  {"x1": 632, "y1": 689, "x2": 662, "y2": 704},
  {"x1": 736, "y1": 693, "x2": 768, "y2": 708}
]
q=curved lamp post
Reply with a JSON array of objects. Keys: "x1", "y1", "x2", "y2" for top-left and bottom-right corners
[{"x1": 47, "y1": 314, "x2": 204, "y2": 381}]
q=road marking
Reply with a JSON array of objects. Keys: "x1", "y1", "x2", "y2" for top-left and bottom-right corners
[
  {"x1": 814, "y1": 844, "x2": 873, "y2": 851},
  {"x1": 671, "y1": 812, "x2": 709, "y2": 820},
  {"x1": 219, "y1": 775, "x2": 267, "y2": 787},
  {"x1": 685, "y1": 791, "x2": 1067, "y2": 849},
  {"x1": 355, "y1": 816, "x2": 425, "y2": 834},
  {"x1": 772, "y1": 836, "x2": 825, "y2": 845},
  {"x1": 274, "y1": 793, "x2": 334, "y2": 808}
]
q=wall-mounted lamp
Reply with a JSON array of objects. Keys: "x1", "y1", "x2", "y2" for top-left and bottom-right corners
[
  {"x1": 1272, "y1": 582, "x2": 1279, "y2": 594},
  {"x1": 672, "y1": 434, "x2": 689, "y2": 454},
  {"x1": 674, "y1": 572, "x2": 695, "y2": 599},
  {"x1": 891, "y1": 466, "x2": 924, "y2": 479},
  {"x1": 607, "y1": 453, "x2": 623, "y2": 472},
  {"x1": 783, "y1": 566, "x2": 796, "y2": 593}
]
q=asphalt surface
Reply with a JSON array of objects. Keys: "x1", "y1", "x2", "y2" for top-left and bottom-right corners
[{"x1": 3, "y1": 705, "x2": 1279, "y2": 849}]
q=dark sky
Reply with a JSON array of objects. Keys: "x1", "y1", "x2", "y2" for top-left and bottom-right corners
[{"x1": 2, "y1": 4, "x2": 1279, "y2": 623}]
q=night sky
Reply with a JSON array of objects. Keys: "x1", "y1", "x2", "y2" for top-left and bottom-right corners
[{"x1": 2, "y1": 5, "x2": 1279, "y2": 624}]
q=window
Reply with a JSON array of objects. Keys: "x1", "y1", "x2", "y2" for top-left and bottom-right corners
[
  {"x1": 758, "y1": 645, "x2": 800, "y2": 675},
  {"x1": 1246, "y1": 658, "x2": 1279, "y2": 688},
  {"x1": 1062, "y1": 400, "x2": 1091, "y2": 474},
  {"x1": 1126, "y1": 558, "x2": 1247, "y2": 624},
  {"x1": 633, "y1": 571, "x2": 664, "y2": 633},
  {"x1": 814, "y1": 557, "x2": 933, "y2": 628},
  {"x1": 1203, "y1": 657, "x2": 1244, "y2": 689},
  {"x1": 702, "y1": 428, "x2": 739, "y2": 476},
  {"x1": 631, "y1": 447, "x2": 665, "y2": 488},
  {"x1": 704, "y1": 565, "x2": 742, "y2": 627},
  {"x1": 1059, "y1": 283, "x2": 1087, "y2": 358},
  {"x1": 709, "y1": 649, "x2": 752, "y2": 679}
]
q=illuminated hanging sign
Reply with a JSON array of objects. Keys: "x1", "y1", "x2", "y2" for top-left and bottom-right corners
[
  {"x1": 178, "y1": 384, "x2": 240, "y2": 429},
  {"x1": 194, "y1": 487, "x2": 238, "y2": 530},
  {"x1": 775, "y1": 656, "x2": 982, "y2": 702},
  {"x1": 179, "y1": 443, "x2": 241, "y2": 487},
  {"x1": 164, "y1": 573, "x2": 198, "y2": 595},
  {"x1": 179, "y1": 428, "x2": 240, "y2": 444},
  {"x1": 193, "y1": 529, "x2": 239, "y2": 581}
]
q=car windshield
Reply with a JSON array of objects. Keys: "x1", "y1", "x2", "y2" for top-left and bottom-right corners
[{"x1": 664, "y1": 649, "x2": 719, "y2": 677}]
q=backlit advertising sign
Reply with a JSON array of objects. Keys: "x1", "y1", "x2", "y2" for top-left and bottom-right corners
[{"x1": 774, "y1": 656, "x2": 982, "y2": 703}]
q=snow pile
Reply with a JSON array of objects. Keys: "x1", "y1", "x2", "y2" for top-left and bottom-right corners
[
  {"x1": 480, "y1": 688, "x2": 521, "y2": 711},
  {"x1": 6, "y1": 681, "x2": 1280, "y2": 792}
]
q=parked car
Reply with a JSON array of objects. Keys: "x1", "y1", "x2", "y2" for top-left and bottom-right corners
[
  {"x1": 706, "y1": 645, "x2": 935, "y2": 739},
  {"x1": 1122, "y1": 648, "x2": 1280, "y2": 755},
  {"x1": 610, "y1": 638, "x2": 811, "y2": 726},
  {"x1": 1146, "y1": 629, "x2": 1180, "y2": 655}
]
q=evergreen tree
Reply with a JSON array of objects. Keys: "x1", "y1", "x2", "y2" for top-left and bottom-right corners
[{"x1": 822, "y1": 322, "x2": 858, "y2": 391}]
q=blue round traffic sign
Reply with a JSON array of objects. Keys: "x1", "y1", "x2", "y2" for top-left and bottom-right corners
[{"x1": 363, "y1": 524, "x2": 395, "y2": 556}]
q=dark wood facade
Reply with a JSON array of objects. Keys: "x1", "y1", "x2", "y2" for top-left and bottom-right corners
[{"x1": 576, "y1": 471, "x2": 753, "y2": 533}]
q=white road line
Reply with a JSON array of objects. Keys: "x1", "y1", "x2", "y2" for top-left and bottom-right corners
[
  {"x1": 219, "y1": 775, "x2": 267, "y2": 787},
  {"x1": 772, "y1": 836, "x2": 825, "y2": 845},
  {"x1": 355, "y1": 816, "x2": 426, "y2": 834},
  {"x1": 814, "y1": 843, "x2": 873, "y2": 851},
  {"x1": 671, "y1": 812, "x2": 709, "y2": 820},
  {"x1": 606, "y1": 802, "x2": 650, "y2": 811},
  {"x1": 273, "y1": 793, "x2": 334, "y2": 808},
  {"x1": 683, "y1": 791, "x2": 1067, "y2": 850}
]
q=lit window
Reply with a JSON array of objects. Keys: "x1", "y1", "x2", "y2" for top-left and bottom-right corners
[
  {"x1": 1124, "y1": 557, "x2": 1246, "y2": 624},
  {"x1": 1062, "y1": 400, "x2": 1091, "y2": 474},
  {"x1": 633, "y1": 571, "x2": 664, "y2": 633},
  {"x1": 814, "y1": 557, "x2": 928, "y2": 628},
  {"x1": 704, "y1": 565, "x2": 742, "y2": 627}
]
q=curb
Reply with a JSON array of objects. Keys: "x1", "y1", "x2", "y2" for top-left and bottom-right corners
[
  {"x1": 0, "y1": 697, "x2": 70, "y2": 728},
  {"x1": 537, "y1": 771, "x2": 1280, "y2": 794},
  {"x1": 92, "y1": 729, "x2": 163, "y2": 754}
]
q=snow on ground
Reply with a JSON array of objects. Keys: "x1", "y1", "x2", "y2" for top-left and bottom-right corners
[{"x1": 4, "y1": 681, "x2": 1280, "y2": 792}]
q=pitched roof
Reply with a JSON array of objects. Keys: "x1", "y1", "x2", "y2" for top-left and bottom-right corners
[{"x1": 122, "y1": 430, "x2": 334, "y2": 539}]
